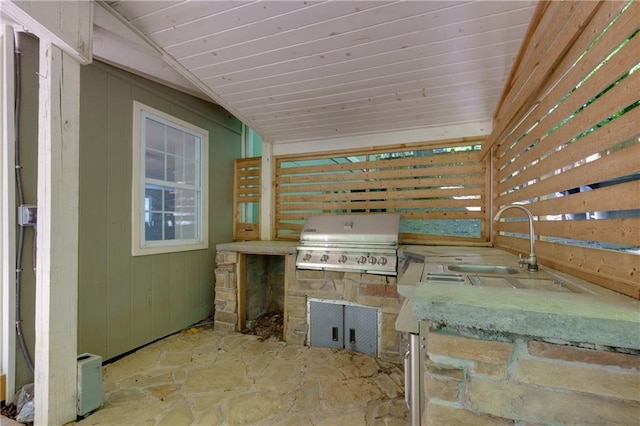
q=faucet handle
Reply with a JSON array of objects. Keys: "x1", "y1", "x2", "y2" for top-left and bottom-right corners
[{"x1": 518, "y1": 254, "x2": 526, "y2": 268}]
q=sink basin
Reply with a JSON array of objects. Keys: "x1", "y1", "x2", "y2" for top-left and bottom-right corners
[{"x1": 448, "y1": 264, "x2": 519, "y2": 275}]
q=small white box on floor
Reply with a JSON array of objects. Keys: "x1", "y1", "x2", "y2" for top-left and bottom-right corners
[{"x1": 77, "y1": 353, "x2": 103, "y2": 416}]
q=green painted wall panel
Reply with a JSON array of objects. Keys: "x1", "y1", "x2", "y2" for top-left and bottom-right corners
[
  {"x1": 169, "y1": 252, "x2": 187, "y2": 331},
  {"x1": 151, "y1": 255, "x2": 171, "y2": 337},
  {"x1": 78, "y1": 61, "x2": 241, "y2": 361},
  {"x1": 78, "y1": 63, "x2": 110, "y2": 360},
  {"x1": 130, "y1": 254, "x2": 153, "y2": 348},
  {"x1": 185, "y1": 254, "x2": 202, "y2": 325},
  {"x1": 104, "y1": 73, "x2": 134, "y2": 357}
]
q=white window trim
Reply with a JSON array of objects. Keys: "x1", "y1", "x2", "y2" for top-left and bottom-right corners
[{"x1": 131, "y1": 101, "x2": 209, "y2": 256}]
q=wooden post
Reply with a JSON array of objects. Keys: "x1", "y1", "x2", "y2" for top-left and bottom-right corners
[{"x1": 34, "y1": 41, "x2": 80, "y2": 425}]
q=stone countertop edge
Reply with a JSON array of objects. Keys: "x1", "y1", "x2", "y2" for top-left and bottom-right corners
[
  {"x1": 216, "y1": 240, "x2": 298, "y2": 254},
  {"x1": 411, "y1": 284, "x2": 640, "y2": 350}
]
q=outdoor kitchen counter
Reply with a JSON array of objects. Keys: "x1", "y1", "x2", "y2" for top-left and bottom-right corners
[
  {"x1": 216, "y1": 240, "x2": 297, "y2": 254},
  {"x1": 396, "y1": 246, "x2": 640, "y2": 350}
]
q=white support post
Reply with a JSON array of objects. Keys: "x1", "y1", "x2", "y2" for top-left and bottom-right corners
[
  {"x1": 34, "y1": 41, "x2": 79, "y2": 425},
  {"x1": 1, "y1": 25, "x2": 17, "y2": 404},
  {"x1": 260, "y1": 141, "x2": 273, "y2": 240}
]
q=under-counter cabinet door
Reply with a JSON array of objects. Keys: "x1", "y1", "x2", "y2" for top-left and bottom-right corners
[
  {"x1": 309, "y1": 300, "x2": 344, "y2": 349},
  {"x1": 344, "y1": 305, "x2": 377, "y2": 355}
]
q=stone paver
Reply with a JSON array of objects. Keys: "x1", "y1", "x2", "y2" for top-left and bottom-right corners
[{"x1": 72, "y1": 328, "x2": 409, "y2": 425}]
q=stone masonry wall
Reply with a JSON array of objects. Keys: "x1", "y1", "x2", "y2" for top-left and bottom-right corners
[
  {"x1": 213, "y1": 250, "x2": 239, "y2": 331},
  {"x1": 287, "y1": 269, "x2": 403, "y2": 362},
  {"x1": 214, "y1": 250, "x2": 404, "y2": 362},
  {"x1": 423, "y1": 329, "x2": 640, "y2": 425}
]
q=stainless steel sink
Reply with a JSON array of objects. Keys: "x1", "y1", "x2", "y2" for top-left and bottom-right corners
[{"x1": 447, "y1": 264, "x2": 519, "y2": 275}]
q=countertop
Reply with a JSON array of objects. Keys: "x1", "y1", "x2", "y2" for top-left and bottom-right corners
[
  {"x1": 396, "y1": 246, "x2": 640, "y2": 350},
  {"x1": 216, "y1": 240, "x2": 297, "y2": 254}
]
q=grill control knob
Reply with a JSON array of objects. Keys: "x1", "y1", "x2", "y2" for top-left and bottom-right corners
[
  {"x1": 369, "y1": 256, "x2": 377, "y2": 264},
  {"x1": 320, "y1": 254, "x2": 329, "y2": 262},
  {"x1": 357, "y1": 256, "x2": 367, "y2": 264},
  {"x1": 338, "y1": 255, "x2": 348, "y2": 263},
  {"x1": 378, "y1": 257, "x2": 388, "y2": 265},
  {"x1": 303, "y1": 253, "x2": 312, "y2": 261}
]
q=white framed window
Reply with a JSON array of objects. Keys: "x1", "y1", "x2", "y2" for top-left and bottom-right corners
[{"x1": 132, "y1": 101, "x2": 209, "y2": 256}]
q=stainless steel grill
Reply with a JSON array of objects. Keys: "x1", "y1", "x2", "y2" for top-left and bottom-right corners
[{"x1": 296, "y1": 214, "x2": 401, "y2": 276}]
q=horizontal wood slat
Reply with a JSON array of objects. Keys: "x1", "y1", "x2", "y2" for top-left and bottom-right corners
[
  {"x1": 499, "y1": 217, "x2": 640, "y2": 246},
  {"x1": 277, "y1": 175, "x2": 485, "y2": 194},
  {"x1": 277, "y1": 163, "x2": 485, "y2": 185},
  {"x1": 277, "y1": 151, "x2": 482, "y2": 176},
  {"x1": 277, "y1": 199, "x2": 484, "y2": 213},
  {"x1": 532, "y1": 180, "x2": 640, "y2": 217},
  {"x1": 277, "y1": 209, "x2": 484, "y2": 221},
  {"x1": 279, "y1": 186, "x2": 482, "y2": 202}
]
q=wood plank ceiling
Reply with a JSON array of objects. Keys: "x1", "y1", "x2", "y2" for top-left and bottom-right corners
[{"x1": 101, "y1": 1, "x2": 538, "y2": 145}]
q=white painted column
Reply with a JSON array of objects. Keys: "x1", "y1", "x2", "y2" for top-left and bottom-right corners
[
  {"x1": 260, "y1": 141, "x2": 273, "y2": 240},
  {"x1": 1, "y1": 25, "x2": 17, "y2": 404},
  {"x1": 34, "y1": 41, "x2": 79, "y2": 425}
]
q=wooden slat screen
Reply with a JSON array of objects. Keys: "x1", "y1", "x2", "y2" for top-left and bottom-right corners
[
  {"x1": 488, "y1": 1, "x2": 639, "y2": 298},
  {"x1": 275, "y1": 140, "x2": 487, "y2": 244},
  {"x1": 233, "y1": 157, "x2": 261, "y2": 240}
]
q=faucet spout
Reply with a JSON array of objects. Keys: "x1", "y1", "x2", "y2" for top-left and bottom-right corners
[{"x1": 494, "y1": 204, "x2": 538, "y2": 271}]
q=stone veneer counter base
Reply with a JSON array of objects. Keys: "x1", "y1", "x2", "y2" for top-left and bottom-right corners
[{"x1": 412, "y1": 284, "x2": 639, "y2": 349}]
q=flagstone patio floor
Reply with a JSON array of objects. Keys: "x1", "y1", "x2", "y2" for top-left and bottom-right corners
[{"x1": 71, "y1": 328, "x2": 409, "y2": 425}]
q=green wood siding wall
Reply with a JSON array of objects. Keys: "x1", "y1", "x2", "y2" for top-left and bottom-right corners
[{"x1": 78, "y1": 61, "x2": 241, "y2": 361}]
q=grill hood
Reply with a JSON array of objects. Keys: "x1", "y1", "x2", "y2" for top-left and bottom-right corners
[
  {"x1": 297, "y1": 213, "x2": 401, "y2": 275},
  {"x1": 299, "y1": 214, "x2": 400, "y2": 246}
]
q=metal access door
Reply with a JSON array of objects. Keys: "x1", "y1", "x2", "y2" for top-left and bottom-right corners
[
  {"x1": 309, "y1": 300, "x2": 378, "y2": 356},
  {"x1": 309, "y1": 301, "x2": 343, "y2": 349},
  {"x1": 344, "y1": 305, "x2": 377, "y2": 355}
]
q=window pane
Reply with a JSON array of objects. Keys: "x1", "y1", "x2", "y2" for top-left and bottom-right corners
[
  {"x1": 164, "y1": 213, "x2": 175, "y2": 240},
  {"x1": 177, "y1": 214, "x2": 197, "y2": 239},
  {"x1": 146, "y1": 149, "x2": 165, "y2": 180},
  {"x1": 145, "y1": 187, "x2": 162, "y2": 211},
  {"x1": 175, "y1": 188, "x2": 198, "y2": 240},
  {"x1": 164, "y1": 189, "x2": 175, "y2": 211},
  {"x1": 178, "y1": 159, "x2": 197, "y2": 185},
  {"x1": 184, "y1": 134, "x2": 198, "y2": 161},
  {"x1": 166, "y1": 155, "x2": 176, "y2": 182},
  {"x1": 146, "y1": 212, "x2": 163, "y2": 241},
  {"x1": 146, "y1": 117, "x2": 165, "y2": 151},
  {"x1": 166, "y1": 127, "x2": 183, "y2": 156}
]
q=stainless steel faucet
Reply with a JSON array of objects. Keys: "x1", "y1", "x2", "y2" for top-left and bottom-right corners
[{"x1": 494, "y1": 204, "x2": 538, "y2": 271}]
